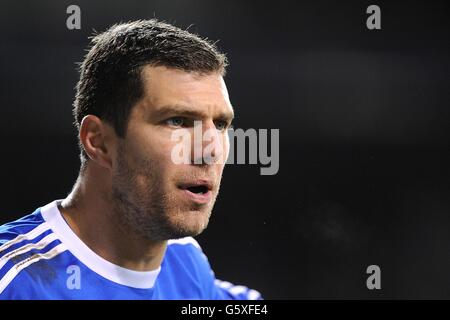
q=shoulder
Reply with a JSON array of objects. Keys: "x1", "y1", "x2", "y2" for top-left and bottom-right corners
[
  {"x1": 166, "y1": 236, "x2": 208, "y2": 265},
  {"x1": 167, "y1": 236, "x2": 202, "y2": 250},
  {"x1": 161, "y1": 237, "x2": 215, "y2": 297},
  {"x1": 164, "y1": 237, "x2": 263, "y2": 300},
  {"x1": 0, "y1": 207, "x2": 65, "y2": 299},
  {"x1": 166, "y1": 236, "x2": 209, "y2": 263},
  {"x1": 0, "y1": 208, "x2": 48, "y2": 246}
]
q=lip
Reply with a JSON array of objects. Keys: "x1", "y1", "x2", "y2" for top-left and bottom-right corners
[
  {"x1": 181, "y1": 189, "x2": 213, "y2": 204},
  {"x1": 177, "y1": 180, "x2": 214, "y2": 205}
]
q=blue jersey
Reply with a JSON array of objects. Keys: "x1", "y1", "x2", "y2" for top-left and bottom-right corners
[{"x1": 0, "y1": 200, "x2": 261, "y2": 300}]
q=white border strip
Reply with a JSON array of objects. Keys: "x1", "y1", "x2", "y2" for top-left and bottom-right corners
[{"x1": 40, "y1": 201, "x2": 161, "y2": 289}]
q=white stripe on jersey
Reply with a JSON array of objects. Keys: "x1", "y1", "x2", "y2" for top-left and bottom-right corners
[
  {"x1": 168, "y1": 237, "x2": 201, "y2": 250},
  {"x1": 229, "y1": 285, "x2": 249, "y2": 296},
  {"x1": 215, "y1": 279, "x2": 262, "y2": 300},
  {"x1": 0, "y1": 232, "x2": 59, "y2": 270},
  {"x1": 215, "y1": 279, "x2": 232, "y2": 289},
  {"x1": 247, "y1": 289, "x2": 262, "y2": 300},
  {"x1": 0, "y1": 223, "x2": 51, "y2": 255},
  {"x1": 168, "y1": 237, "x2": 209, "y2": 262},
  {"x1": 0, "y1": 243, "x2": 67, "y2": 294}
]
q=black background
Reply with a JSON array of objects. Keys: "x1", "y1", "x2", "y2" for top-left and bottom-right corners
[{"x1": 0, "y1": 0, "x2": 449, "y2": 299}]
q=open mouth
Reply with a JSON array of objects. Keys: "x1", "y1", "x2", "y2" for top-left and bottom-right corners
[
  {"x1": 185, "y1": 185, "x2": 209, "y2": 194},
  {"x1": 178, "y1": 180, "x2": 213, "y2": 194},
  {"x1": 178, "y1": 181, "x2": 213, "y2": 204}
]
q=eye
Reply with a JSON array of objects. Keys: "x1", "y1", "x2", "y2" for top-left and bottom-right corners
[
  {"x1": 214, "y1": 120, "x2": 229, "y2": 131},
  {"x1": 166, "y1": 117, "x2": 185, "y2": 127}
]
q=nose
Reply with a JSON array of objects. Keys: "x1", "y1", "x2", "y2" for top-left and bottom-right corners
[{"x1": 192, "y1": 120, "x2": 225, "y2": 165}]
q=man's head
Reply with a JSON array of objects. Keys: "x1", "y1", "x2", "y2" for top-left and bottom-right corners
[{"x1": 73, "y1": 19, "x2": 233, "y2": 241}]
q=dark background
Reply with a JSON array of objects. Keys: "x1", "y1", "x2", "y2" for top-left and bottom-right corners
[{"x1": 0, "y1": 0, "x2": 449, "y2": 299}]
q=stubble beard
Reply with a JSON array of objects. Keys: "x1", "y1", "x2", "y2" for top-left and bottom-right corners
[{"x1": 111, "y1": 144, "x2": 215, "y2": 241}]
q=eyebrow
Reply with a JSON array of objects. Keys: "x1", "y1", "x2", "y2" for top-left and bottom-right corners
[{"x1": 153, "y1": 104, "x2": 234, "y2": 122}]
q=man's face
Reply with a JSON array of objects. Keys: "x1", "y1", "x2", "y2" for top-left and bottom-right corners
[{"x1": 111, "y1": 65, "x2": 234, "y2": 241}]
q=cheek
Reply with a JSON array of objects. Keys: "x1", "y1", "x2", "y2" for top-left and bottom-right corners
[
  {"x1": 130, "y1": 130, "x2": 174, "y2": 163},
  {"x1": 123, "y1": 127, "x2": 181, "y2": 189},
  {"x1": 123, "y1": 143, "x2": 165, "y2": 181},
  {"x1": 222, "y1": 134, "x2": 230, "y2": 162},
  {"x1": 134, "y1": 154, "x2": 172, "y2": 192},
  {"x1": 216, "y1": 136, "x2": 228, "y2": 171},
  {"x1": 215, "y1": 163, "x2": 226, "y2": 178}
]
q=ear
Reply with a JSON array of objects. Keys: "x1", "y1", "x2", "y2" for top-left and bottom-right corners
[{"x1": 79, "y1": 115, "x2": 115, "y2": 170}]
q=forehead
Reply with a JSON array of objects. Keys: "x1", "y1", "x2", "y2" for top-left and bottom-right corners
[{"x1": 138, "y1": 65, "x2": 233, "y2": 115}]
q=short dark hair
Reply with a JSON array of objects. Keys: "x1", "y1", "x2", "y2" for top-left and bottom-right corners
[{"x1": 73, "y1": 19, "x2": 228, "y2": 162}]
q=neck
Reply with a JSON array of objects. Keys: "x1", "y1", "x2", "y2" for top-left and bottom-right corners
[{"x1": 60, "y1": 164, "x2": 167, "y2": 271}]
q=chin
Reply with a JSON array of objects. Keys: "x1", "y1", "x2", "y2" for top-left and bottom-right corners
[{"x1": 169, "y1": 209, "x2": 211, "y2": 237}]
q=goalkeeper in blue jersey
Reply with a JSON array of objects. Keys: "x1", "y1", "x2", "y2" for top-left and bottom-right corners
[{"x1": 0, "y1": 19, "x2": 261, "y2": 300}]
